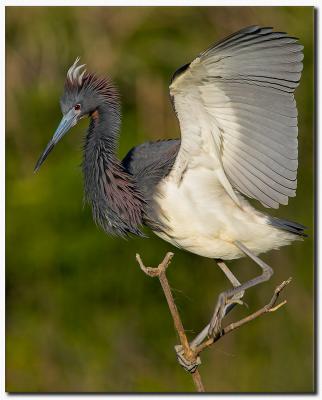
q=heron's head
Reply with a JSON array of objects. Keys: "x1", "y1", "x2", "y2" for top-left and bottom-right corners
[{"x1": 34, "y1": 58, "x2": 119, "y2": 172}]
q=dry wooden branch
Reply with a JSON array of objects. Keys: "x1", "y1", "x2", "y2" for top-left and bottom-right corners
[
  {"x1": 136, "y1": 252, "x2": 291, "y2": 393},
  {"x1": 136, "y1": 252, "x2": 205, "y2": 392},
  {"x1": 193, "y1": 277, "x2": 292, "y2": 356}
]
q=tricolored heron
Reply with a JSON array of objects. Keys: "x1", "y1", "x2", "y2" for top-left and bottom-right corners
[{"x1": 35, "y1": 26, "x2": 306, "y2": 346}]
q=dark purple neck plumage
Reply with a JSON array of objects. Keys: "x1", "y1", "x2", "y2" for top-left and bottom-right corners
[{"x1": 83, "y1": 101, "x2": 145, "y2": 237}]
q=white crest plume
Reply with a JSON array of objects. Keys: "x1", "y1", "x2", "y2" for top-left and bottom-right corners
[{"x1": 66, "y1": 57, "x2": 87, "y2": 86}]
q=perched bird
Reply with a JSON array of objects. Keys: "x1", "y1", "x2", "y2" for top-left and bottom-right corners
[{"x1": 35, "y1": 26, "x2": 306, "y2": 344}]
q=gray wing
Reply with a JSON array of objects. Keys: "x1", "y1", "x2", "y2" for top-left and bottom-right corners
[
  {"x1": 122, "y1": 140, "x2": 180, "y2": 231},
  {"x1": 122, "y1": 139, "x2": 180, "y2": 194},
  {"x1": 122, "y1": 140, "x2": 179, "y2": 176},
  {"x1": 170, "y1": 26, "x2": 303, "y2": 208}
]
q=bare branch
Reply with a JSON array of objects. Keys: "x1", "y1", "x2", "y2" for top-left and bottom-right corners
[
  {"x1": 136, "y1": 252, "x2": 205, "y2": 392},
  {"x1": 193, "y1": 277, "x2": 292, "y2": 355},
  {"x1": 136, "y1": 252, "x2": 291, "y2": 393}
]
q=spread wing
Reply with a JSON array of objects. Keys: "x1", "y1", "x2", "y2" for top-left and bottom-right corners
[{"x1": 169, "y1": 26, "x2": 303, "y2": 208}]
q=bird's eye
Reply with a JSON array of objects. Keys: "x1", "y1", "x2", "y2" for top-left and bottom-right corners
[{"x1": 74, "y1": 104, "x2": 81, "y2": 111}]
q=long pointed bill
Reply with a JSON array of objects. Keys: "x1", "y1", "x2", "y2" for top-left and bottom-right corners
[{"x1": 34, "y1": 109, "x2": 78, "y2": 172}]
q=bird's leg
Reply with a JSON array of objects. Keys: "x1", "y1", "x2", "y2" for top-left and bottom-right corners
[
  {"x1": 216, "y1": 259, "x2": 246, "y2": 316},
  {"x1": 207, "y1": 241, "x2": 273, "y2": 338},
  {"x1": 189, "y1": 259, "x2": 245, "y2": 349},
  {"x1": 177, "y1": 260, "x2": 244, "y2": 364}
]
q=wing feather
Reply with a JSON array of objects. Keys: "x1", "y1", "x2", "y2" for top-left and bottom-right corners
[{"x1": 170, "y1": 26, "x2": 303, "y2": 208}]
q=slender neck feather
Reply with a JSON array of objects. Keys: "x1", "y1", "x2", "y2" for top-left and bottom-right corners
[{"x1": 83, "y1": 97, "x2": 145, "y2": 237}]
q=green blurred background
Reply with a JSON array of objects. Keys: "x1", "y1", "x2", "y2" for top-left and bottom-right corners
[{"x1": 6, "y1": 6, "x2": 314, "y2": 393}]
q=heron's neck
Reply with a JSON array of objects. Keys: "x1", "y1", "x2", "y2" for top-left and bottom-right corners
[
  {"x1": 83, "y1": 103, "x2": 145, "y2": 237},
  {"x1": 87, "y1": 102, "x2": 120, "y2": 155}
]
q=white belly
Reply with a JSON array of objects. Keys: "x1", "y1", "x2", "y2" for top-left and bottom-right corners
[{"x1": 153, "y1": 166, "x2": 295, "y2": 260}]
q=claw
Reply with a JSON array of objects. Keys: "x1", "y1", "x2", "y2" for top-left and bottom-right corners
[
  {"x1": 174, "y1": 345, "x2": 201, "y2": 373},
  {"x1": 208, "y1": 294, "x2": 226, "y2": 337},
  {"x1": 208, "y1": 315, "x2": 224, "y2": 338},
  {"x1": 208, "y1": 292, "x2": 246, "y2": 337}
]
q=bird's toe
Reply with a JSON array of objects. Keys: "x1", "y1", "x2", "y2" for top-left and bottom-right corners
[{"x1": 174, "y1": 345, "x2": 201, "y2": 373}]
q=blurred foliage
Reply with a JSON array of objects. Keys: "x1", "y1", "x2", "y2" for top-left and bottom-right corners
[{"x1": 6, "y1": 6, "x2": 314, "y2": 393}]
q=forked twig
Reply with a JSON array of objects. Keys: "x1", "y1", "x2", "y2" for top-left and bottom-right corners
[
  {"x1": 136, "y1": 252, "x2": 291, "y2": 393},
  {"x1": 136, "y1": 252, "x2": 205, "y2": 392},
  {"x1": 193, "y1": 277, "x2": 292, "y2": 355}
]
